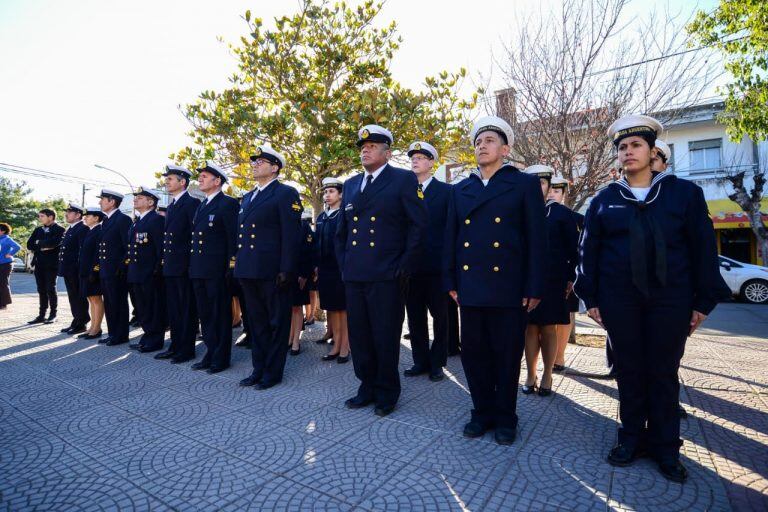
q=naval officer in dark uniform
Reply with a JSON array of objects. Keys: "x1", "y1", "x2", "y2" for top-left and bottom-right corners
[
  {"x1": 189, "y1": 162, "x2": 239, "y2": 373},
  {"x1": 444, "y1": 116, "x2": 546, "y2": 444},
  {"x1": 335, "y1": 124, "x2": 428, "y2": 416},
  {"x1": 235, "y1": 145, "x2": 302, "y2": 389},
  {"x1": 26, "y1": 208, "x2": 65, "y2": 324},
  {"x1": 57, "y1": 203, "x2": 90, "y2": 334},
  {"x1": 97, "y1": 189, "x2": 133, "y2": 346},
  {"x1": 126, "y1": 186, "x2": 167, "y2": 352},
  {"x1": 574, "y1": 114, "x2": 729, "y2": 483},
  {"x1": 403, "y1": 141, "x2": 451, "y2": 382},
  {"x1": 521, "y1": 166, "x2": 579, "y2": 397},
  {"x1": 156, "y1": 165, "x2": 201, "y2": 364},
  {"x1": 78, "y1": 207, "x2": 105, "y2": 340}
]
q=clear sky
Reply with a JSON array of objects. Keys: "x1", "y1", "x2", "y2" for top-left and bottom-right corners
[{"x1": 0, "y1": 0, "x2": 717, "y2": 204}]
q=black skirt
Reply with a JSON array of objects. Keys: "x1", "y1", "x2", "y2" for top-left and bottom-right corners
[
  {"x1": 318, "y1": 270, "x2": 346, "y2": 311},
  {"x1": 79, "y1": 275, "x2": 102, "y2": 298},
  {"x1": 293, "y1": 283, "x2": 310, "y2": 307},
  {"x1": 567, "y1": 291, "x2": 580, "y2": 313},
  {"x1": 528, "y1": 279, "x2": 570, "y2": 326}
]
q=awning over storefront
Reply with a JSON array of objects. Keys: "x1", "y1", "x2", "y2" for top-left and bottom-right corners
[{"x1": 707, "y1": 198, "x2": 768, "y2": 229}]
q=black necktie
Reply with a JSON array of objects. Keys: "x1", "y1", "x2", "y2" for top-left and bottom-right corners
[
  {"x1": 169, "y1": 198, "x2": 176, "y2": 207},
  {"x1": 363, "y1": 174, "x2": 373, "y2": 193},
  {"x1": 418, "y1": 183, "x2": 423, "y2": 193},
  {"x1": 200, "y1": 198, "x2": 208, "y2": 208}
]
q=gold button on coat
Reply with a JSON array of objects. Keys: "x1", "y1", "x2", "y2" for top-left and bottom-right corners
[
  {"x1": 465, "y1": 219, "x2": 470, "y2": 225},
  {"x1": 369, "y1": 242, "x2": 375, "y2": 247},
  {"x1": 464, "y1": 242, "x2": 470, "y2": 248},
  {"x1": 352, "y1": 241, "x2": 357, "y2": 246},
  {"x1": 495, "y1": 217, "x2": 501, "y2": 223},
  {"x1": 493, "y1": 266, "x2": 500, "y2": 272},
  {"x1": 463, "y1": 265, "x2": 469, "y2": 271},
  {"x1": 493, "y1": 242, "x2": 500, "y2": 248}
]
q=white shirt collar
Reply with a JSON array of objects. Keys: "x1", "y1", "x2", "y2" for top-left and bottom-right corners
[
  {"x1": 361, "y1": 164, "x2": 387, "y2": 191},
  {"x1": 69, "y1": 219, "x2": 83, "y2": 227},
  {"x1": 104, "y1": 208, "x2": 118, "y2": 218},
  {"x1": 136, "y1": 209, "x2": 152, "y2": 220},
  {"x1": 172, "y1": 190, "x2": 187, "y2": 202},
  {"x1": 205, "y1": 190, "x2": 220, "y2": 202},
  {"x1": 421, "y1": 176, "x2": 433, "y2": 190},
  {"x1": 255, "y1": 177, "x2": 278, "y2": 193}
]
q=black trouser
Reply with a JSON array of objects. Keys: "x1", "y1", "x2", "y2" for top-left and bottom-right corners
[
  {"x1": 131, "y1": 278, "x2": 167, "y2": 350},
  {"x1": 600, "y1": 290, "x2": 690, "y2": 462},
  {"x1": 63, "y1": 273, "x2": 90, "y2": 328},
  {"x1": 240, "y1": 278, "x2": 292, "y2": 386},
  {"x1": 460, "y1": 306, "x2": 527, "y2": 429},
  {"x1": 0, "y1": 263, "x2": 12, "y2": 308},
  {"x1": 345, "y1": 280, "x2": 405, "y2": 408},
  {"x1": 447, "y1": 297, "x2": 460, "y2": 355},
  {"x1": 192, "y1": 277, "x2": 231, "y2": 369},
  {"x1": 101, "y1": 276, "x2": 129, "y2": 343},
  {"x1": 165, "y1": 276, "x2": 197, "y2": 358},
  {"x1": 34, "y1": 266, "x2": 58, "y2": 316},
  {"x1": 405, "y1": 274, "x2": 448, "y2": 372}
]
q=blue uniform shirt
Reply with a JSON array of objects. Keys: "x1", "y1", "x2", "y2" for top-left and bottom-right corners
[{"x1": 443, "y1": 165, "x2": 547, "y2": 307}]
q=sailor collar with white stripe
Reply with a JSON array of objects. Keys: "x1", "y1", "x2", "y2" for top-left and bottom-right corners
[{"x1": 613, "y1": 170, "x2": 673, "y2": 204}]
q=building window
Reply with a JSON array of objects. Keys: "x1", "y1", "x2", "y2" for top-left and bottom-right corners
[{"x1": 689, "y1": 138, "x2": 721, "y2": 172}]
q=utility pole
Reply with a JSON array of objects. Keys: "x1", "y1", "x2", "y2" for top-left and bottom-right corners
[{"x1": 81, "y1": 184, "x2": 86, "y2": 207}]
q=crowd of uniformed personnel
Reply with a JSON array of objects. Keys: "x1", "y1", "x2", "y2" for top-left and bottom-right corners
[{"x1": 19, "y1": 114, "x2": 730, "y2": 484}]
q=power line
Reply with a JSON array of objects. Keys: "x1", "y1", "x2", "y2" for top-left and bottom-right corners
[{"x1": 0, "y1": 163, "x2": 128, "y2": 188}]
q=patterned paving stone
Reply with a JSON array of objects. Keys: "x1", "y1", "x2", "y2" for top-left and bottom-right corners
[
  {"x1": 169, "y1": 378, "x2": 268, "y2": 410},
  {"x1": 343, "y1": 418, "x2": 442, "y2": 462},
  {"x1": 237, "y1": 391, "x2": 326, "y2": 424},
  {"x1": 224, "y1": 476, "x2": 353, "y2": 511},
  {"x1": 281, "y1": 403, "x2": 378, "y2": 441}
]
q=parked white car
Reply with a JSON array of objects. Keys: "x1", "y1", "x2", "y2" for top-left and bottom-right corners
[
  {"x1": 719, "y1": 255, "x2": 768, "y2": 304},
  {"x1": 11, "y1": 257, "x2": 27, "y2": 272}
]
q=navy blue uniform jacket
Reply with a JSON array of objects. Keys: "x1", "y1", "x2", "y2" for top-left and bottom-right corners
[
  {"x1": 57, "y1": 221, "x2": 88, "y2": 277},
  {"x1": 335, "y1": 164, "x2": 428, "y2": 282},
  {"x1": 162, "y1": 192, "x2": 201, "y2": 277},
  {"x1": 544, "y1": 201, "x2": 580, "y2": 283},
  {"x1": 127, "y1": 210, "x2": 165, "y2": 283},
  {"x1": 413, "y1": 179, "x2": 451, "y2": 276},
  {"x1": 574, "y1": 172, "x2": 728, "y2": 315},
  {"x1": 78, "y1": 225, "x2": 102, "y2": 278},
  {"x1": 98, "y1": 210, "x2": 132, "y2": 279},
  {"x1": 315, "y1": 209, "x2": 341, "y2": 274},
  {"x1": 189, "y1": 192, "x2": 239, "y2": 279},
  {"x1": 443, "y1": 166, "x2": 547, "y2": 307},
  {"x1": 233, "y1": 181, "x2": 302, "y2": 280}
]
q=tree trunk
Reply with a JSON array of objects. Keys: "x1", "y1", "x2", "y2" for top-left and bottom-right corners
[{"x1": 726, "y1": 171, "x2": 767, "y2": 263}]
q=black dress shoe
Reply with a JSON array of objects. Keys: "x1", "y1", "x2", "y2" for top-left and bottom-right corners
[
  {"x1": 207, "y1": 366, "x2": 227, "y2": 374},
  {"x1": 98, "y1": 336, "x2": 111, "y2": 344},
  {"x1": 138, "y1": 345, "x2": 162, "y2": 353},
  {"x1": 235, "y1": 337, "x2": 251, "y2": 348},
  {"x1": 170, "y1": 355, "x2": 195, "y2": 364},
  {"x1": 403, "y1": 333, "x2": 411, "y2": 340},
  {"x1": 61, "y1": 326, "x2": 73, "y2": 333},
  {"x1": 345, "y1": 396, "x2": 373, "y2": 409},
  {"x1": 553, "y1": 364, "x2": 566, "y2": 372},
  {"x1": 404, "y1": 365, "x2": 428, "y2": 377},
  {"x1": 256, "y1": 381, "x2": 278, "y2": 390},
  {"x1": 232, "y1": 321, "x2": 243, "y2": 329},
  {"x1": 521, "y1": 380, "x2": 538, "y2": 395},
  {"x1": 322, "y1": 353, "x2": 339, "y2": 361},
  {"x1": 336, "y1": 355, "x2": 350, "y2": 364},
  {"x1": 315, "y1": 336, "x2": 332, "y2": 344},
  {"x1": 27, "y1": 316, "x2": 46, "y2": 325},
  {"x1": 239, "y1": 375, "x2": 261, "y2": 387},
  {"x1": 106, "y1": 338, "x2": 127, "y2": 346},
  {"x1": 77, "y1": 332, "x2": 91, "y2": 338},
  {"x1": 69, "y1": 326, "x2": 87, "y2": 335},
  {"x1": 129, "y1": 318, "x2": 139, "y2": 327},
  {"x1": 289, "y1": 347, "x2": 301, "y2": 356},
  {"x1": 657, "y1": 460, "x2": 688, "y2": 483},
  {"x1": 429, "y1": 370, "x2": 445, "y2": 382},
  {"x1": 463, "y1": 420, "x2": 488, "y2": 438},
  {"x1": 495, "y1": 427, "x2": 517, "y2": 445},
  {"x1": 374, "y1": 405, "x2": 395, "y2": 417},
  {"x1": 43, "y1": 314, "x2": 56, "y2": 324},
  {"x1": 191, "y1": 361, "x2": 211, "y2": 371},
  {"x1": 607, "y1": 444, "x2": 637, "y2": 467},
  {"x1": 154, "y1": 350, "x2": 175, "y2": 360},
  {"x1": 129, "y1": 343, "x2": 141, "y2": 350},
  {"x1": 84, "y1": 331, "x2": 103, "y2": 340},
  {"x1": 537, "y1": 387, "x2": 553, "y2": 397},
  {"x1": 304, "y1": 319, "x2": 315, "y2": 326},
  {"x1": 678, "y1": 405, "x2": 688, "y2": 419}
]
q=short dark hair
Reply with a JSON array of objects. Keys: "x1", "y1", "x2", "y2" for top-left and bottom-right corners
[
  {"x1": 0, "y1": 222, "x2": 11, "y2": 234},
  {"x1": 39, "y1": 208, "x2": 55, "y2": 218},
  {"x1": 110, "y1": 197, "x2": 123, "y2": 208}
]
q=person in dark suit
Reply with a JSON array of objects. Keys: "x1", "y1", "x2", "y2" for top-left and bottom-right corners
[
  {"x1": 403, "y1": 141, "x2": 451, "y2": 382},
  {"x1": 189, "y1": 162, "x2": 239, "y2": 373},
  {"x1": 26, "y1": 208, "x2": 65, "y2": 324},
  {"x1": 444, "y1": 116, "x2": 546, "y2": 445},
  {"x1": 156, "y1": 165, "x2": 201, "y2": 363},
  {"x1": 97, "y1": 189, "x2": 133, "y2": 346},
  {"x1": 548, "y1": 176, "x2": 583, "y2": 373},
  {"x1": 126, "y1": 186, "x2": 167, "y2": 353},
  {"x1": 235, "y1": 145, "x2": 302, "y2": 389},
  {"x1": 288, "y1": 212, "x2": 315, "y2": 355},
  {"x1": 57, "y1": 204, "x2": 90, "y2": 334},
  {"x1": 315, "y1": 177, "x2": 349, "y2": 363},
  {"x1": 521, "y1": 166, "x2": 579, "y2": 397},
  {"x1": 574, "y1": 114, "x2": 730, "y2": 483},
  {"x1": 335, "y1": 124, "x2": 428, "y2": 417},
  {"x1": 77, "y1": 207, "x2": 105, "y2": 340}
]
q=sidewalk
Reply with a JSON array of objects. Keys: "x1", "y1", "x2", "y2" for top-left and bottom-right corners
[{"x1": 1, "y1": 274, "x2": 766, "y2": 511}]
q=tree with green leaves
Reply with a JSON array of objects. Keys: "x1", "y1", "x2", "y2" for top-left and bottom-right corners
[
  {"x1": 0, "y1": 177, "x2": 68, "y2": 258},
  {"x1": 688, "y1": 0, "x2": 768, "y2": 143},
  {"x1": 172, "y1": 0, "x2": 479, "y2": 215}
]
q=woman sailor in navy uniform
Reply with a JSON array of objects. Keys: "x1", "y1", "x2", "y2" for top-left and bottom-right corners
[
  {"x1": 288, "y1": 211, "x2": 315, "y2": 355},
  {"x1": 521, "y1": 166, "x2": 579, "y2": 396},
  {"x1": 78, "y1": 207, "x2": 105, "y2": 339},
  {"x1": 574, "y1": 114, "x2": 729, "y2": 483},
  {"x1": 315, "y1": 177, "x2": 349, "y2": 363},
  {"x1": 548, "y1": 176, "x2": 584, "y2": 372}
]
